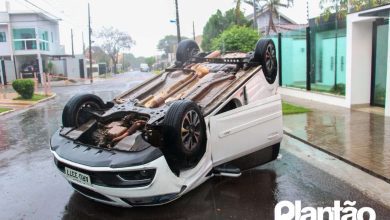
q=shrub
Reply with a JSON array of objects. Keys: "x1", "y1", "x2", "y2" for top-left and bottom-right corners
[
  {"x1": 211, "y1": 25, "x2": 260, "y2": 52},
  {"x1": 12, "y1": 79, "x2": 35, "y2": 99}
]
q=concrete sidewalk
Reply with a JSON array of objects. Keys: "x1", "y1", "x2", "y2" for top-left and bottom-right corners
[
  {"x1": 282, "y1": 95, "x2": 390, "y2": 183},
  {"x1": 0, "y1": 86, "x2": 56, "y2": 111}
]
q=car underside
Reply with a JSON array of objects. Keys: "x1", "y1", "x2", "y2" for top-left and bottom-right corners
[
  {"x1": 51, "y1": 38, "x2": 282, "y2": 206},
  {"x1": 59, "y1": 38, "x2": 277, "y2": 166}
]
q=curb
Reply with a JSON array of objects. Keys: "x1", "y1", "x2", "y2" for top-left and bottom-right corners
[
  {"x1": 283, "y1": 130, "x2": 390, "y2": 184},
  {"x1": 0, "y1": 93, "x2": 56, "y2": 117},
  {"x1": 0, "y1": 108, "x2": 15, "y2": 116},
  {"x1": 35, "y1": 93, "x2": 57, "y2": 104}
]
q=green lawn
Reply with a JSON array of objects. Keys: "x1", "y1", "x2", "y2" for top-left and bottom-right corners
[
  {"x1": 14, "y1": 94, "x2": 50, "y2": 101},
  {"x1": 0, "y1": 108, "x2": 11, "y2": 113},
  {"x1": 282, "y1": 102, "x2": 311, "y2": 115}
]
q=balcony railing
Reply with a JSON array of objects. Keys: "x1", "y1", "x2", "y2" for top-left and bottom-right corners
[
  {"x1": 13, "y1": 39, "x2": 51, "y2": 51},
  {"x1": 13, "y1": 39, "x2": 37, "y2": 50}
]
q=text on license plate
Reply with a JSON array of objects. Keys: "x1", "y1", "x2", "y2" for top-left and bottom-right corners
[{"x1": 65, "y1": 167, "x2": 91, "y2": 186}]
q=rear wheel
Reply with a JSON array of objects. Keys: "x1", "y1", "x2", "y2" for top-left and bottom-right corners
[
  {"x1": 62, "y1": 93, "x2": 105, "y2": 127},
  {"x1": 253, "y1": 39, "x2": 278, "y2": 84},
  {"x1": 162, "y1": 100, "x2": 206, "y2": 169},
  {"x1": 176, "y1": 40, "x2": 200, "y2": 65}
]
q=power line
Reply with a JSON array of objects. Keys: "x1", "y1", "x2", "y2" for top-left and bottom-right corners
[
  {"x1": 14, "y1": 0, "x2": 86, "y2": 30},
  {"x1": 23, "y1": 0, "x2": 60, "y2": 19},
  {"x1": 36, "y1": 0, "x2": 87, "y2": 29}
]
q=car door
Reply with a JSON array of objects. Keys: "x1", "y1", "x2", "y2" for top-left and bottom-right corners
[{"x1": 209, "y1": 94, "x2": 283, "y2": 167}]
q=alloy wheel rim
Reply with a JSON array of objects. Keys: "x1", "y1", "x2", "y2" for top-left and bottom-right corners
[
  {"x1": 181, "y1": 110, "x2": 201, "y2": 152},
  {"x1": 265, "y1": 44, "x2": 276, "y2": 74}
]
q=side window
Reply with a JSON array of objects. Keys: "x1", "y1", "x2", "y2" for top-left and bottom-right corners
[
  {"x1": 0, "y1": 32, "x2": 6, "y2": 42},
  {"x1": 216, "y1": 99, "x2": 242, "y2": 115}
]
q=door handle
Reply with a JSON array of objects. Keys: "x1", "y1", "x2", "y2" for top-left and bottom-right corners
[{"x1": 330, "y1": 56, "x2": 334, "y2": 71}]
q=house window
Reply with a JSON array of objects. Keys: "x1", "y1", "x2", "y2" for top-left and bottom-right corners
[
  {"x1": 38, "y1": 30, "x2": 48, "y2": 41},
  {"x1": 13, "y1": 28, "x2": 36, "y2": 39},
  {"x1": 0, "y1": 32, "x2": 6, "y2": 42},
  {"x1": 51, "y1": 32, "x2": 53, "y2": 43},
  {"x1": 13, "y1": 28, "x2": 37, "y2": 50},
  {"x1": 38, "y1": 29, "x2": 50, "y2": 51},
  {"x1": 39, "y1": 42, "x2": 49, "y2": 51}
]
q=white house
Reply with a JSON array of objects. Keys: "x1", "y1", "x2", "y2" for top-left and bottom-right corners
[{"x1": 0, "y1": 2, "x2": 86, "y2": 85}]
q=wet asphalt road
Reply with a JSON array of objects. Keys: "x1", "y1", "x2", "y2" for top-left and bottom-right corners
[{"x1": 1, "y1": 71, "x2": 390, "y2": 220}]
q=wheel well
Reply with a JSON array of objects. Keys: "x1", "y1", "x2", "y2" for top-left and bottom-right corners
[{"x1": 217, "y1": 98, "x2": 242, "y2": 115}]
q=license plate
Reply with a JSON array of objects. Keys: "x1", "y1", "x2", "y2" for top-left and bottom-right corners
[{"x1": 65, "y1": 167, "x2": 91, "y2": 186}]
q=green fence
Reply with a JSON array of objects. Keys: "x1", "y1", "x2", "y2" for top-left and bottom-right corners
[
  {"x1": 279, "y1": 28, "x2": 307, "y2": 90},
  {"x1": 310, "y1": 21, "x2": 347, "y2": 95},
  {"x1": 275, "y1": 19, "x2": 347, "y2": 96}
]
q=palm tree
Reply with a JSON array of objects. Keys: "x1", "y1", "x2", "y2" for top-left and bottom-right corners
[
  {"x1": 244, "y1": 0, "x2": 293, "y2": 36},
  {"x1": 235, "y1": 0, "x2": 242, "y2": 25}
]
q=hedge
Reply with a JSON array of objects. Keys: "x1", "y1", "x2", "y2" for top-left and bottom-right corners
[{"x1": 12, "y1": 79, "x2": 35, "y2": 99}]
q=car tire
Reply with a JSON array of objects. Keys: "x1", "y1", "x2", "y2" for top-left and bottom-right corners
[
  {"x1": 62, "y1": 93, "x2": 105, "y2": 127},
  {"x1": 253, "y1": 39, "x2": 278, "y2": 84},
  {"x1": 162, "y1": 100, "x2": 206, "y2": 168},
  {"x1": 176, "y1": 39, "x2": 200, "y2": 65}
]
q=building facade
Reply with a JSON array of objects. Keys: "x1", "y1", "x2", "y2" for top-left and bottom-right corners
[
  {"x1": 276, "y1": 4, "x2": 390, "y2": 117},
  {"x1": 0, "y1": 9, "x2": 66, "y2": 84},
  {"x1": 248, "y1": 8, "x2": 306, "y2": 36},
  {"x1": 0, "y1": 4, "x2": 86, "y2": 85}
]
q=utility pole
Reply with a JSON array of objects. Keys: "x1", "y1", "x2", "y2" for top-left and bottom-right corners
[
  {"x1": 174, "y1": 0, "x2": 181, "y2": 43},
  {"x1": 192, "y1": 21, "x2": 195, "y2": 40},
  {"x1": 71, "y1": 29, "x2": 74, "y2": 56},
  {"x1": 82, "y1": 31, "x2": 86, "y2": 54},
  {"x1": 253, "y1": 0, "x2": 257, "y2": 31},
  {"x1": 122, "y1": 53, "x2": 125, "y2": 72},
  {"x1": 88, "y1": 3, "x2": 93, "y2": 83}
]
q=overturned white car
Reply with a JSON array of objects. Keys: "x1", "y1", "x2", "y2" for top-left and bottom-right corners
[{"x1": 50, "y1": 38, "x2": 283, "y2": 207}]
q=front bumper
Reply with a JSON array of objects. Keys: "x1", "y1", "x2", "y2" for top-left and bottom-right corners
[{"x1": 51, "y1": 130, "x2": 185, "y2": 207}]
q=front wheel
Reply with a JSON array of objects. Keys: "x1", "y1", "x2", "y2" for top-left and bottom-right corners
[
  {"x1": 162, "y1": 100, "x2": 206, "y2": 168},
  {"x1": 62, "y1": 93, "x2": 105, "y2": 127}
]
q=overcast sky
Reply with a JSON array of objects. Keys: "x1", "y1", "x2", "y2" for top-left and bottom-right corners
[{"x1": 0, "y1": 0, "x2": 322, "y2": 57}]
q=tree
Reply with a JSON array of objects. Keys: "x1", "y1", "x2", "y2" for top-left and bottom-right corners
[
  {"x1": 145, "y1": 56, "x2": 156, "y2": 68},
  {"x1": 319, "y1": 0, "x2": 390, "y2": 21},
  {"x1": 211, "y1": 25, "x2": 260, "y2": 52},
  {"x1": 244, "y1": 0, "x2": 293, "y2": 36},
  {"x1": 157, "y1": 35, "x2": 188, "y2": 55},
  {"x1": 122, "y1": 53, "x2": 147, "y2": 69},
  {"x1": 84, "y1": 46, "x2": 110, "y2": 64},
  {"x1": 96, "y1": 27, "x2": 135, "y2": 73},
  {"x1": 202, "y1": 8, "x2": 251, "y2": 51}
]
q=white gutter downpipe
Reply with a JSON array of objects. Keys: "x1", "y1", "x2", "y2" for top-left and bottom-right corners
[{"x1": 385, "y1": 13, "x2": 390, "y2": 117}]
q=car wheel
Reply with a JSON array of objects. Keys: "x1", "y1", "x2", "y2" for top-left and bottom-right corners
[
  {"x1": 162, "y1": 100, "x2": 206, "y2": 168},
  {"x1": 176, "y1": 39, "x2": 200, "y2": 65},
  {"x1": 62, "y1": 93, "x2": 105, "y2": 127},
  {"x1": 253, "y1": 39, "x2": 278, "y2": 84}
]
